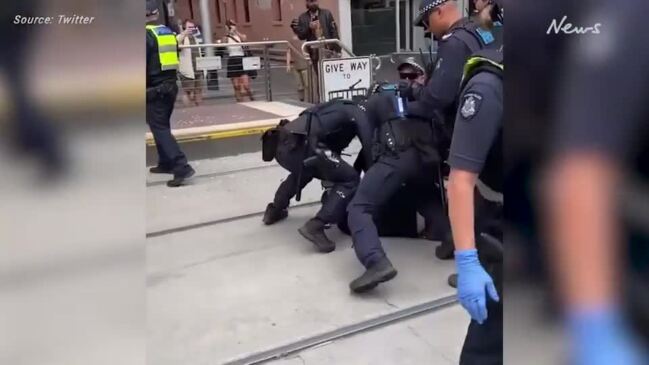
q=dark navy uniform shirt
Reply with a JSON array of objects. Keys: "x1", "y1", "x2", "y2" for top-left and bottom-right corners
[
  {"x1": 407, "y1": 18, "x2": 486, "y2": 122},
  {"x1": 286, "y1": 101, "x2": 375, "y2": 167},
  {"x1": 448, "y1": 71, "x2": 503, "y2": 192}
]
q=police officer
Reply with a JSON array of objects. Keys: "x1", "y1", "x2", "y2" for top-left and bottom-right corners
[
  {"x1": 263, "y1": 100, "x2": 374, "y2": 253},
  {"x1": 397, "y1": 58, "x2": 450, "y2": 242},
  {"x1": 435, "y1": 0, "x2": 504, "y2": 262},
  {"x1": 346, "y1": 0, "x2": 492, "y2": 293},
  {"x1": 447, "y1": 2, "x2": 503, "y2": 364},
  {"x1": 146, "y1": 0, "x2": 195, "y2": 187}
]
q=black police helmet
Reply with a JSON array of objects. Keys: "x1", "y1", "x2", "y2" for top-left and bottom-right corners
[{"x1": 146, "y1": 0, "x2": 160, "y2": 16}]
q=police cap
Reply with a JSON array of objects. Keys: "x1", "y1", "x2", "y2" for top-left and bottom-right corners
[
  {"x1": 414, "y1": 0, "x2": 452, "y2": 27},
  {"x1": 146, "y1": 0, "x2": 160, "y2": 16},
  {"x1": 397, "y1": 57, "x2": 425, "y2": 75}
]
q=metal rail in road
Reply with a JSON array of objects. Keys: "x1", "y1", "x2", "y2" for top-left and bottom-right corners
[{"x1": 222, "y1": 295, "x2": 458, "y2": 365}]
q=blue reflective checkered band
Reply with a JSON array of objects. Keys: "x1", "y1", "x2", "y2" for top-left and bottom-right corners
[
  {"x1": 153, "y1": 26, "x2": 174, "y2": 36},
  {"x1": 476, "y1": 28, "x2": 494, "y2": 45}
]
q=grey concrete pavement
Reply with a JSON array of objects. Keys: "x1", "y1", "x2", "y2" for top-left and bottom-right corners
[
  {"x1": 147, "y1": 203, "x2": 458, "y2": 365},
  {"x1": 270, "y1": 305, "x2": 468, "y2": 365},
  {"x1": 146, "y1": 143, "x2": 465, "y2": 365}
]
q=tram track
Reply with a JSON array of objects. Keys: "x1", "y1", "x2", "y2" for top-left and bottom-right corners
[
  {"x1": 222, "y1": 295, "x2": 458, "y2": 365},
  {"x1": 146, "y1": 201, "x2": 321, "y2": 238}
]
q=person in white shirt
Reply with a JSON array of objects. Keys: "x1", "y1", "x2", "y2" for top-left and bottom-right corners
[
  {"x1": 176, "y1": 19, "x2": 205, "y2": 106},
  {"x1": 223, "y1": 19, "x2": 254, "y2": 102}
]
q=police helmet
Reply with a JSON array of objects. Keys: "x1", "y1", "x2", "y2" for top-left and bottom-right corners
[{"x1": 146, "y1": 0, "x2": 160, "y2": 16}]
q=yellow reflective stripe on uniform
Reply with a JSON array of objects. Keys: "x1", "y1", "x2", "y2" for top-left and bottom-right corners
[
  {"x1": 158, "y1": 45, "x2": 177, "y2": 53},
  {"x1": 462, "y1": 56, "x2": 504, "y2": 80},
  {"x1": 147, "y1": 24, "x2": 179, "y2": 71}
]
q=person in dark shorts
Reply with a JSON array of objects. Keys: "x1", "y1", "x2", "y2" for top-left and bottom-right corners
[{"x1": 224, "y1": 19, "x2": 254, "y2": 102}]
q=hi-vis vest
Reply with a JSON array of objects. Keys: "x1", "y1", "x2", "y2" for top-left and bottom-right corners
[
  {"x1": 146, "y1": 24, "x2": 179, "y2": 71},
  {"x1": 460, "y1": 49, "x2": 503, "y2": 91}
]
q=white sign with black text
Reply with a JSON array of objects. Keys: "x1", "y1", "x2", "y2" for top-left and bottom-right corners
[
  {"x1": 196, "y1": 56, "x2": 222, "y2": 71},
  {"x1": 320, "y1": 56, "x2": 372, "y2": 102},
  {"x1": 243, "y1": 56, "x2": 261, "y2": 71}
]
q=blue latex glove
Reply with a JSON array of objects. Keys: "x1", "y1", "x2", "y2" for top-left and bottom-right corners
[
  {"x1": 568, "y1": 308, "x2": 647, "y2": 365},
  {"x1": 455, "y1": 249, "x2": 499, "y2": 324}
]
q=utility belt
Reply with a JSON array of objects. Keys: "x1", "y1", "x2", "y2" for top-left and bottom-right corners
[
  {"x1": 146, "y1": 79, "x2": 177, "y2": 101},
  {"x1": 375, "y1": 119, "x2": 413, "y2": 155},
  {"x1": 374, "y1": 117, "x2": 436, "y2": 159},
  {"x1": 373, "y1": 88, "x2": 412, "y2": 156}
]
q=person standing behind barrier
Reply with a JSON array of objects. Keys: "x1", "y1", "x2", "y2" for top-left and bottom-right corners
[
  {"x1": 286, "y1": 37, "x2": 311, "y2": 102},
  {"x1": 290, "y1": 0, "x2": 340, "y2": 74},
  {"x1": 224, "y1": 20, "x2": 254, "y2": 102},
  {"x1": 177, "y1": 19, "x2": 205, "y2": 107},
  {"x1": 146, "y1": 0, "x2": 195, "y2": 187}
]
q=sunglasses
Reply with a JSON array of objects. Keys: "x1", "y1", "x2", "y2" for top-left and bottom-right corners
[{"x1": 399, "y1": 72, "x2": 420, "y2": 81}]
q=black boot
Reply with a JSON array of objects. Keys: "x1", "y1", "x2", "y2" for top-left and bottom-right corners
[
  {"x1": 447, "y1": 273, "x2": 458, "y2": 288},
  {"x1": 349, "y1": 257, "x2": 398, "y2": 293},
  {"x1": 263, "y1": 203, "x2": 288, "y2": 225},
  {"x1": 298, "y1": 218, "x2": 335, "y2": 253},
  {"x1": 167, "y1": 165, "x2": 195, "y2": 187},
  {"x1": 435, "y1": 234, "x2": 455, "y2": 260},
  {"x1": 149, "y1": 165, "x2": 173, "y2": 174}
]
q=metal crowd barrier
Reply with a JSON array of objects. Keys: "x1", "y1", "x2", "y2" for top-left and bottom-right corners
[
  {"x1": 175, "y1": 38, "x2": 363, "y2": 106},
  {"x1": 176, "y1": 40, "x2": 317, "y2": 105}
]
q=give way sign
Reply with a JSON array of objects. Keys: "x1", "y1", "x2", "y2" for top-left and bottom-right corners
[{"x1": 320, "y1": 56, "x2": 372, "y2": 102}]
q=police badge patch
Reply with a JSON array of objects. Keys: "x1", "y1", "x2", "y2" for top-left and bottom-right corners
[{"x1": 460, "y1": 93, "x2": 482, "y2": 120}]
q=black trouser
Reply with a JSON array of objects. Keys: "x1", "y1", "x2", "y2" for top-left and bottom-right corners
[
  {"x1": 411, "y1": 171, "x2": 450, "y2": 238},
  {"x1": 273, "y1": 142, "x2": 359, "y2": 224},
  {"x1": 146, "y1": 81, "x2": 189, "y2": 174},
  {"x1": 460, "y1": 237, "x2": 503, "y2": 364},
  {"x1": 347, "y1": 147, "x2": 425, "y2": 268},
  {"x1": 2, "y1": 25, "x2": 61, "y2": 170}
]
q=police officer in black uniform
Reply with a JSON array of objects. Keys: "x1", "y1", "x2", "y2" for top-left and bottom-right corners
[
  {"x1": 146, "y1": 0, "x2": 195, "y2": 187},
  {"x1": 447, "y1": 2, "x2": 503, "y2": 364},
  {"x1": 346, "y1": 0, "x2": 493, "y2": 293},
  {"x1": 263, "y1": 100, "x2": 375, "y2": 253}
]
